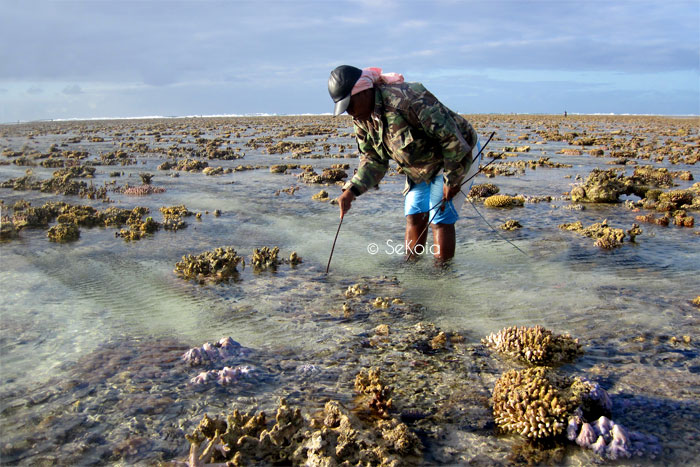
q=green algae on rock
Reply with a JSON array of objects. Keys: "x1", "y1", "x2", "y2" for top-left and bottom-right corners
[
  {"x1": 482, "y1": 325, "x2": 582, "y2": 365},
  {"x1": 174, "y1": 246, "x2": 245, "y2": 282}
]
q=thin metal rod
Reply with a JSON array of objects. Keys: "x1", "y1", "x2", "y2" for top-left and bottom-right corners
[
  {"x1": 466, "y1": 196, "x2": 528, "y2": 256},
  {"x1": 325, "y1": 215, "x2": 344, "y2": 274}
]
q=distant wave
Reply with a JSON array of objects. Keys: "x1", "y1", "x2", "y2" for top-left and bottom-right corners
[{"x1": 4, "y1": 111, "x2": 697, "y2": 125}]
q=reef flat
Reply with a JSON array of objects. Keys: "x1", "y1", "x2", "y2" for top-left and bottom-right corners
[{"x1": 0, "y1": 114, "x2": 698, "y2": 465}]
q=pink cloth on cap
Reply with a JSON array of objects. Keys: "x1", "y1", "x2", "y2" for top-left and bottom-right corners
[{"x1": 351, "y1": 67, "x2": 404, "y2": 96}]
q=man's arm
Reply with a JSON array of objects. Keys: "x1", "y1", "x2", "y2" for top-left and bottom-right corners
[{"x1": 342, "y1": 123, "x2": 390, "y2": 196}]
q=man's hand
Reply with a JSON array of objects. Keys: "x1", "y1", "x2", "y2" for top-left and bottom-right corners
[
  {"x1": 338, "y1": 188, "x2": 356, "y2": 219},
  {"x1": 441, "y1": 183, "x2": 461, "y2": 210},
  {"x1": 443, "y1": 183, "x2": 461, "y2": 201}
]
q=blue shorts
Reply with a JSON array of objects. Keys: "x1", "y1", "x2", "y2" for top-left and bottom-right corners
[{"x1": 404, "y1": 174, "x2": 466, "y2": 225}]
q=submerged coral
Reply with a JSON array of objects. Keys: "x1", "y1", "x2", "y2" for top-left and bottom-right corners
[
  {"x1": 190, "y1": 365, "x2": 254, "y2": 386},
  {"x1": 500, "y1": 219, "x2": 522, "y2": 230},
  {"x1": 114, "y1": 184, "x2": 166, "y2": 196},
  {"x1": 174, "y1": 246, "x2": 245, "y2": 282},
  {"x1": 482, "y1": 325, "x2": 583, "y2": 365},
  {"x1": 182, "y1": 337, "x2": 245, "y2": 366},
  {"x1": 288, "y1": 251, "x2": 302, "y2": 265},
  {"x1": 567, "y1": 414, "x2": 662, "y2": 460},
  {"x1": 345, "y1": 283, "x2": 369, "y2": 298}
]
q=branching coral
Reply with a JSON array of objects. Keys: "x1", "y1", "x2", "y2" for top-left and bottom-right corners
[
  {"x1": 482, "y1": 325, "x2": 583, "y2": 365},
  {"x1": 492, "y1": 367, "x2": 570, "y2": 439}
]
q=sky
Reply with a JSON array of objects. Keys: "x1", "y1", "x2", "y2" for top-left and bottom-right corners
[{"x1": 1, "y1": 0, "x2": 698, "y2": 122}]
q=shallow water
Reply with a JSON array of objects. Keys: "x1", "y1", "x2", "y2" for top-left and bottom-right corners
[{"x1": 0, "y1": 115, "x2": 699, "y2": 465}]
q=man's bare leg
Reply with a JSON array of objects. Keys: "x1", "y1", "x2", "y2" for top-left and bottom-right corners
[
  {"x1": 431, "y1": 223, "x2": 456, "y2": 261},
  {"x1": 405, "y1": 213, "x2": 429, "y2": 260}
]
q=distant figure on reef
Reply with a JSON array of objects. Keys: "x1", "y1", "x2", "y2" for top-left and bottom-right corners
[
  {"x1": 328, "y1": 65, "x2": 479, "y2": 261},
  {"x1": 564, "y1": 110, "x2": 568, "y2": 117}
]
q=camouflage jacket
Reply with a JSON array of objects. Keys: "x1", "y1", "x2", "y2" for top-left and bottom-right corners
[{"x1": 342, "y1": 82, "x2": 478, "y2": 196}]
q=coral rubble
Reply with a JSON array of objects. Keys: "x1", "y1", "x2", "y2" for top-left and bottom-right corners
[{"x1": 182, "y1": 398, "x2": 421, "y2": 466}]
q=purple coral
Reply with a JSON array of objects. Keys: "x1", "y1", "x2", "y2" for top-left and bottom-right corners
[
  {"x1": 584, "y1": 380, "x2": 613, "y2": 412},
  {"x1": 190, "y1": 365, "x2": 254, "y2": 386},
  {"x1": 570, "y1": 414, "x2": 661, "y2": 460},
  {"x1": 594, "y1": 415, "x2": 614, "y2": 437},
  {"x1": 576, "y1": 422, "x2": 597, "y2": 447},
  {"x1": 182, "y1": 337, "x2": 244, "y2": 366},
  {"x1": 606, "y1": 438, "x2": 632, "y2": 460},
  {"x1": 591, "y1": 435, "x2": 607, "y2": 456}
]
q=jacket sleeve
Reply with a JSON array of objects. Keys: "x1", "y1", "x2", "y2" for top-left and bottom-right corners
[
  {"x1": 343, "y1": 123, "x2": 389, "y2": 196},
  {"x1": 408, "y1": 90, "x2": 473, "y2": 187}
]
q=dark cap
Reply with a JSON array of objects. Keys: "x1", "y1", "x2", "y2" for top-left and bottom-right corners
[{"x1": 328, "y1": 65, "x2": 362, "y2": 116}]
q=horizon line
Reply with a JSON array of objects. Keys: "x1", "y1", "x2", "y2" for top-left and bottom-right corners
[{"x1": 2, "y1": 111, "x2": 699, "y2": 125}]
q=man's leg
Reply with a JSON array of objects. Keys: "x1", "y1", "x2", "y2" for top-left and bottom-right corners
[
  {"x1": 405, "y1": 212, "x2": 429, "y2": 260},
  {"x1": 431, "y1": 222, "x2": 456, "y2": 261}
]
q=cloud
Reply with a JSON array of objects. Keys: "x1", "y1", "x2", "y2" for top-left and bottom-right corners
[
  {"x1": 26, "y1": 85, "x2": 43, "y2": 95},
  {"x1": 62, "y1": 84, "x2": 83, "y2": 95}
]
